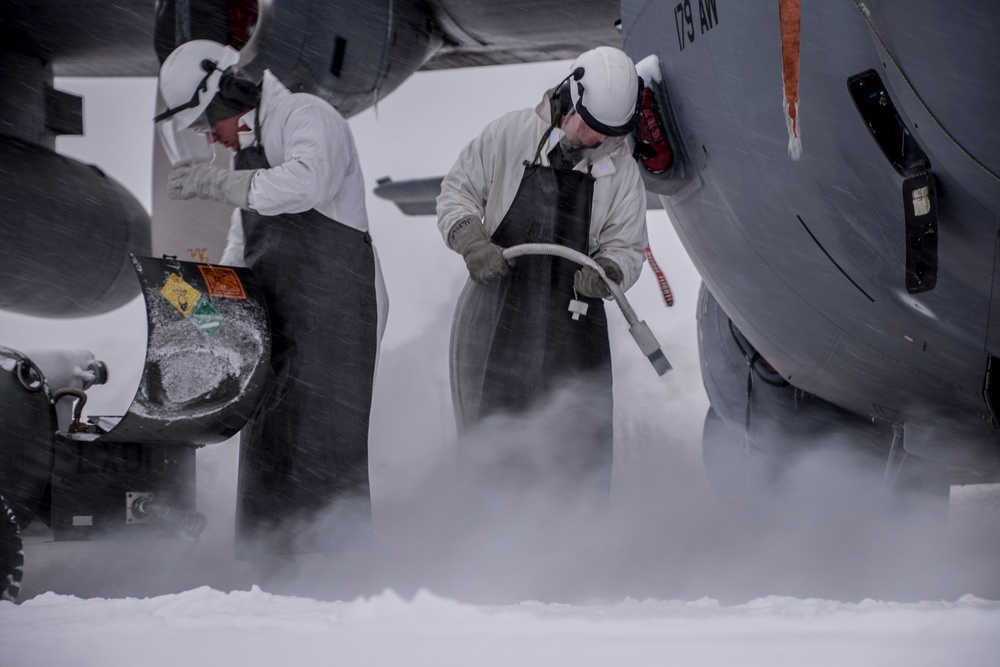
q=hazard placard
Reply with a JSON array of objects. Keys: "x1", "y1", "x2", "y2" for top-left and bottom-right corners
[
  {"x1": 198, "y1": 265, "x2": 247, "y2": 299},
  {"x1": 160, "y1": 273, "x2": 202, "y2": 317},
  {"x1": 189, "y1": 297, "x2": 227, "y2": 339}
]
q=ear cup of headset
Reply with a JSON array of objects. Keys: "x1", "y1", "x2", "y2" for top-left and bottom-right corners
[
  {"x1": 557, "y1": 81, "x2": 573, "y2": 116},
  {"x1": 218, "y1": 67, "x2": 261, "y2": 109}
]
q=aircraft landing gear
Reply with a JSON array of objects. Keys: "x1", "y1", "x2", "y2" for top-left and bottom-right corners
[
  {"x1": 881, "y1": 424, "x2": 907, "y2": 495},
  {"x1": 702, "y1": 407, "x2": 768, "y2": 507}
]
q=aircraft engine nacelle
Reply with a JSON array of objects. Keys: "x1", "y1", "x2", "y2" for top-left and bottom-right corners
[
  {"x1": 0, "y1": 136, "x2": 151, "y2": 318},
  {"x1": 154, "y1": 0, "x2": 442, "y2": 118}
]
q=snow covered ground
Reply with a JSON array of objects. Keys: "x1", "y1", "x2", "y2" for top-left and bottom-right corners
[
  {"x1": 3, "y1": 588, "x2": 998, "y2": 667},
  {"x1": 1, "y1": 64, "x2": 999, "y2": 665}
]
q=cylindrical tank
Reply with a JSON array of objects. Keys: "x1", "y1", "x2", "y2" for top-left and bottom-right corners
[
  {"x1": 0, "y1": 347, "x2": 57, "y2": 527},
  {"x1": 0, "y1": 135, "x2": 151, "y2": 317}
]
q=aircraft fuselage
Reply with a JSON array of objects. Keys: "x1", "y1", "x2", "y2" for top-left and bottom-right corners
[{"x1": 622, "y1": 0, "x2": 1000, "y2": 475}]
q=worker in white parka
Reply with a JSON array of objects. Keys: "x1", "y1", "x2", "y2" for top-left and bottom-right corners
[
  {"x1": 437, "y1": 46, "x2": 649, "y2": 499},
  {"x1": 155, "y1": 40, "x2": 387, "y2": 571}
]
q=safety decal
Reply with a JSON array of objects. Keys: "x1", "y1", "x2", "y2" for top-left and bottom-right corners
[
  {"x1": 189, "y1": 297, "x2": 227, "y2": 339},
  {"x1": 160, "y1": 273, "x2": 202, "y2": 317},
  {"x1": 779, "y1": 0, "x2": 802, "y2": 159},
  {"x1": 198, "y1": 265, "x2": 247, "y2": 299},
  {"x1": 645, "y1": 244, "x2": 675, "y2": 307}
]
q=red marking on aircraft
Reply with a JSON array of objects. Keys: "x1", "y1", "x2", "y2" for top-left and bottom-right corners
[
  {"x1": 645, "y1": 244, "x2": 674, "y2": 307},
  {"x1": 779, "y1": 0, "x2": 802, "y2": 159}
]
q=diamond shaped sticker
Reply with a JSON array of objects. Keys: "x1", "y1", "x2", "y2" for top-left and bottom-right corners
[
  {"x1": 160, "y1": 273, "x2": 202, "y2": 317},
  {"x1": 189, "y1": 297, "x2": 227, "y2": 339}
]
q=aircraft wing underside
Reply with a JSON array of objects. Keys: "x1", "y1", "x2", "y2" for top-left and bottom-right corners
[{"x1": 1, "y1": 0, "x2": 159, "y2": 76}]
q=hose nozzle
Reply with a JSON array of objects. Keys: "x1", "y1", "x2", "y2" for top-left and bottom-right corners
[{"x1": 629, "y1": 320, "x2": 672, "y2": 376}]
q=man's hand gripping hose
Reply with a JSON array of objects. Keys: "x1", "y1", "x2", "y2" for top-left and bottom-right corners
[
  {"x1": 500, "y1": 243, "x2": 671, "y2": 376},
  {"x1": 450, "y1": 242, "x2": 672, "y2": 427}
]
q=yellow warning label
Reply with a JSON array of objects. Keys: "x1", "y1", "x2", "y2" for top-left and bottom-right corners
[{"x1": 160, "y1": 273, "x2": 202, "y2": 317}]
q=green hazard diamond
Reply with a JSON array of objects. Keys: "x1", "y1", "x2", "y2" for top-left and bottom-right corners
[{"x1": 189, "y1": 297, "x2": 227, "y2": 339}]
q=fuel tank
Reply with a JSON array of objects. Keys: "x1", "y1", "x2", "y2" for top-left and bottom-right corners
[{"x1": 0, "y1": 135, "x2": 151, "y2": 318}]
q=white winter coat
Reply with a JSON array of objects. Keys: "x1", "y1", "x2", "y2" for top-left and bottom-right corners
[
  {"x1": 437, "y1": 91, "x2": 649, "y2": 289},
  {"x1": 244, "y1": 71, "x2": 369, "y2": 229},
  {"x1": 221, "y1": 71, "x2": 387, "y2": 345}
]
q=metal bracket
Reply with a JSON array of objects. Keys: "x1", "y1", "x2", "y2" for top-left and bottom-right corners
[{"x1": 125, "y1": 491, "x2": 154, "y2": 524}]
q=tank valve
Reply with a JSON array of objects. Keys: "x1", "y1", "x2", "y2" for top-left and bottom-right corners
[{"x1": 129, "y1": 493, "x2": 207, "y2": 540}]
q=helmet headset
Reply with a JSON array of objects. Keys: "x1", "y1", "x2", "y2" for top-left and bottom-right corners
[
  {"x1": 553, "y1": 48, "x2": 643, "y2": 137},
  {"x1": 155, "y1": 59, "x2": 260, "y2": 124},
  {"x1": 572, "y1": 68, "x2": 643, "y2": 137},
  {"x1": 207, "y1": 64, "x2": 261, "y2": 122},
  {"x1": 154, "y1": 40, "x2": 259, "y2": 126}
]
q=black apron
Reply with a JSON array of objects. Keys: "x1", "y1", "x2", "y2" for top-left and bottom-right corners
[
  {"x1": 234, "y1": 142, "x2": 378, "y2": 558},
  {"x1": 454, "y1": 147, "x2": 614, "y2": 498}
]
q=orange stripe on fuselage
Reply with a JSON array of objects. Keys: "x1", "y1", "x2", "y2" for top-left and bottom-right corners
[{"x1": 779, "y1": 0, "x2": 801, "y2": 147}]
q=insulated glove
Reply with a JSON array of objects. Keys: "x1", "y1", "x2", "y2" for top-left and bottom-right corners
[
  {"x1": 448, "y1": 217, "x2": 510, "y2": 285},
  {"x1": 574, "y1": 257, "x2": 623, "y2": 299},
  {"x1": 168, "y1": 160, "x2": 258, "y2": 210}
]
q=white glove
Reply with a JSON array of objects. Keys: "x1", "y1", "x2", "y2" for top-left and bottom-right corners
[{"x1": 168, "y1": 160, "x2": 257, "y2": 210}]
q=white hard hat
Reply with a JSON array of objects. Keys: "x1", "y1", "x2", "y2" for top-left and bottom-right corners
[
  {"x1": 154, "y1": 40, "x2": 240, "y2": 128},
  {"x1": 568, "y1": 46, "x2": 641, "y2": 136}
]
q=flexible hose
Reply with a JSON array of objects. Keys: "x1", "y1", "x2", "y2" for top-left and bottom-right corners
[{"x1": 449, "y1": 242, "x2": 671, "y2": 429}]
